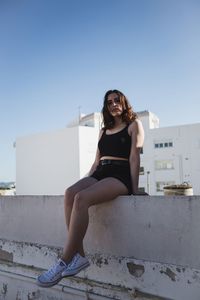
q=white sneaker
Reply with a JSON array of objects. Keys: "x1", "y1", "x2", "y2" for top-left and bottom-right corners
[
  {"x1": 36, "y1": 259, "x2": 68, "y2": 287},
  {"x1": 62, "y1": 253, "x2": 90, "y2": 277}
]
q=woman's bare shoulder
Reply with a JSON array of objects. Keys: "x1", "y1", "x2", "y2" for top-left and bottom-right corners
[
  {"x1": 98, "y1": 127, "x2": 105, "y2": 139},
  {"x1": 128, "y1": 119, "x2": 143, "y2": 134}
]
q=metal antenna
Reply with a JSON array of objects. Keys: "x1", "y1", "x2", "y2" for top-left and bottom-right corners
[{"x1": 78, "y1": 106, "x2": 81, "y2": 123}]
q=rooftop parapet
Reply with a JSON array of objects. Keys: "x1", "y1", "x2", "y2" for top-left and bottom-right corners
[{"x1": 0, "y1": 195, "x2": 200, "y2": 299}]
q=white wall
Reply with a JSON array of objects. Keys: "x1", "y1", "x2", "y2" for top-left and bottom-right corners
[
  {"x1": 16, "y1": 126, "x2": 100, "y2": 195},
  {"x1": 15, "y1": 111, "x2": 200, "y2": 196},
  {"x1": 16, "y1": 127, "x2": 80, "y2": 195},
  {"x1": 78, "y1": 126, "x2": 99, "y2": 178}
]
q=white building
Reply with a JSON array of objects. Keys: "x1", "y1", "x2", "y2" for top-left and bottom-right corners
[
  {"x1": 16, "y1": 111, "x2": 200, "y2": 195},
  {"x1": 139, "y1": 111, "x2": 200, "y2": 195}
]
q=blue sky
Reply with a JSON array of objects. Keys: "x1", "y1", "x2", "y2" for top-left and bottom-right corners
[{"x1": 0, "y1": 0, "x2": 200, "y2": 182}]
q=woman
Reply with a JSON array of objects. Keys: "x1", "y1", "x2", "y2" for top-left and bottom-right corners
[{"x1": 37, "y1": 89, "x2": 144, "y2": 287}]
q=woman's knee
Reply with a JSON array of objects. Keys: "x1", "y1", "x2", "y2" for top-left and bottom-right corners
[
  {"x1": 73, "y1": 191, "x2": 88, "y2": 211},
  {"x1": 64, "y1": 186, "x2": 76, "y2": 207}
]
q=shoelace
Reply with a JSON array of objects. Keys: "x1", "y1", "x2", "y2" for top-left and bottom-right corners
[
  {"x1": 46, "y1": 261, "x2": 64, "y2": 279},
  {"x1": 67, "y1": 255, "x2": 79, "y2": 269}
]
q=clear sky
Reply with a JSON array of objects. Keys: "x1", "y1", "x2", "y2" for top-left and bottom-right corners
[{"x1": 0, "y1": 0, "x2": 200, "y2": 182}]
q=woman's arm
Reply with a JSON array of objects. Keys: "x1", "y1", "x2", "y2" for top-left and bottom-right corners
[
  {"x1": 128, "y1": 119, "x2": 144, "y2": 194},
  {"x1": 87, "y1": 129, "x2": 104, "y2": 176}
]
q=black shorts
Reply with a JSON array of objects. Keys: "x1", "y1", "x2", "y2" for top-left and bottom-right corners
[{"x1": 90, "y1": 160, "x2": 132, "y2": 195}]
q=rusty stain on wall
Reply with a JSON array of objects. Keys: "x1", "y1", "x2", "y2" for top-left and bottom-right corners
[
  {"x1": 96, "y1": 257, "x2": 103, "y2": 267},
  {"x1": 134, "y1": 289, "x2": 171, "y2": 300},
  {"x1": 160, "y1": 267, "x2": 176, "y2": 282},
  {"x1": 0, "y1": 283, "x2": 8, "y2": 295},
  {"x1": 0, "y1": 249, "x2": 13, "y2": 262},
  {"x1": 90, "y1": 253, "x2": 108, "y2": 268},
  {"x1": 127, "y1": 262, "x2": 145, "y2": 278},
  {"x1": 27, "y1": 290, "x2": 40, "y2": 299}
]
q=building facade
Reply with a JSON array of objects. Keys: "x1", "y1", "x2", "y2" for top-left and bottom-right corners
[
  {"x1": 139, "y1": 111, "x2": 200, "y2": 195},
  {"x1": 16, "y1": 111, "x2": 200, "y2": 195}
]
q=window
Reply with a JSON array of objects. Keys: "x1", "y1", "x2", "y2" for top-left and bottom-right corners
[
  {"x1": 138, "y1": 187, "x2": 145, "y2": 193},
  {"x1": 154, "y1": 140, "x2": 173, "y2": 149},
  {"x1": 156, "y1": 181, "x2": 175, "y2": 192},
  {"x1": 140, "y1": 147, "x2": 143, "y2": 154},
  {"x1": 139, "y1": 166, "x2": 144, "y2": 175},
  {"x1": 155, "y1": 160, "x2": 174, "y2": 170}
]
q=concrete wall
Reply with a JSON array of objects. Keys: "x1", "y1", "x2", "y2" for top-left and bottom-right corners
[
  {"x1": 141, "y1": 122, "x2": 200, "y2": 195},
  {"x1": 1, "y1": 195, "x2": 200, "y2": 299},
  {"x1": 16, "y1": 127, "x2": 80, "y2": 195},
  {"x1": 16, "y1": 126, "x2": 99, "y2": 195},
  {"x1": 79, "y1": 126, "x2": 99, "y2": 178},
  {"x1": 1, "y1": 195, "x2": 200, "y2": 268}
]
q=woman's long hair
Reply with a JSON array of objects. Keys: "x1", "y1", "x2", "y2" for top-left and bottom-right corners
[{"x1": 102, "y1": 89, "x2": 137, "y2": 129}]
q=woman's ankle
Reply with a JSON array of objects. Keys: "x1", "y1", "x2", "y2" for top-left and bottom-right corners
[{"x1": 78, "y1": 250, "x2": 85, "y2": 257}]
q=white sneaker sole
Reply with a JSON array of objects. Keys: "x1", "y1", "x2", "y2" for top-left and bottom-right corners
[
  {"x1": 36, "y1": 275, "x2": 64, "y2": 288},
  {"x1": 37, "y1": 261, "x2": 90, "y2": 287}
]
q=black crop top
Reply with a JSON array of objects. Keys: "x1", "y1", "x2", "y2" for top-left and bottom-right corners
[{"x1": 98, "y1": 126, "x2": 131, "y2": 159}]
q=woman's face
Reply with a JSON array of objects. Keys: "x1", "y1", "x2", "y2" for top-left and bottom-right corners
[{"x1": 107, "y1": 93, "x2": 123, "y2": 117}]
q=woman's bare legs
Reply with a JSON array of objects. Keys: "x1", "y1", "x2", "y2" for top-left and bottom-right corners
[
  {"x1": 64, "y1": 177, "x2": 98, "y2": 257},
  {"x1": 62, "y1": 177, "x2": 128, "y2": 263}
]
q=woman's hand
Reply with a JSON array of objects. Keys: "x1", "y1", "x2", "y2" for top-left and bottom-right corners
[{"x1": 132, "y1": 191, "x2": 149, "y2": 196}]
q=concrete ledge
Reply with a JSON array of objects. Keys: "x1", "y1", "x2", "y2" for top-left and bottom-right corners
[
  {"x1": 1, "y1": 240, "x2": 200, "y2": 300},
  {"x1": 0, "y1": 260, "x2": 135, "y2": 300},
  {"x1": 1, "y1": 195, "x2": 200, "y2": 268},
  {"x1": 0, "y1": 263, "x2": 168, "y2": 300},
  {"x1": 1, "y1": 195, "x2": 200, "y2": 299}
]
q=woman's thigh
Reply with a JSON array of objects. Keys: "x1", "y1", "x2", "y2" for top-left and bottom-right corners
[
  {"x1": 66, "y1": 176, "x2": 98, "y2": 196},
  {"x1": 77, "y1": 177, "x2": 129, "y2": 207}
]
